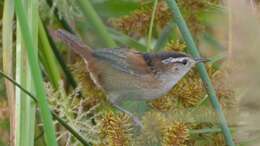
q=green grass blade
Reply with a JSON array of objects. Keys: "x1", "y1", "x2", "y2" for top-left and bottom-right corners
[
  {"x1": 77, "y1": 0, "x2": 117, "y2": 48},
  {"x1": 2, "y1": 0, "x2": 15, "y2": 145},
  {"x1": 165, "y1": 0, "x2": 235, "y2": 146},
  {"x1": 44, "y1": 23, "x2": 78, "y2": 89},
  {"x1": 39, "y1": 19, "x2": 61, "y2": 89},
  {"x1": 154, "y1": 20, "x2": 177, "y2": 51},
  {"x1": 25, "y1": 1, "x2": 38, "y2": 145},
  {"x1": 42, "y1": 0, "x2": 78, "y2": 88},
  {"x1": 15, "y1": 23, "x2": 23, "y2": 146},
  {"x1": 14, "y1": 0, "x2": 58, "y2": 145}
]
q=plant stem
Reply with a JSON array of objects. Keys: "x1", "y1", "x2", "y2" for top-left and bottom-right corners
[
  {"x1": 147, "y1": 0, "x2": 158, "y2": 51},
  {"x1": 165, "y1": 0, "x2": 235, "y2": 146},
  {"x1": 77, "y1": 0, "x2": 117, "y2": 48},
  {"x1": 14, "y1": 0, "x2": 58, "y2": 145},
  {"x1": 39, "y1": 19, "x2": 61, "y2": 89},
  {"x1": 2, "y1": 0, "x2": 15, "y2": 145},
  {"x1": 25, "y1": 1, "x2": 38, "y2": 145}
]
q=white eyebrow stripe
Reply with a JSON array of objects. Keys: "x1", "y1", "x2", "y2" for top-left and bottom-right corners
[
  {"x1": 161, "y1": 57, "x2": 173, "y2": 64},
  {"x1": 161, "y1": 57, "x2": 189, "y2": 64},
  {"x1": 170, "y1": 57, "x2": 185, "y2": 63}
]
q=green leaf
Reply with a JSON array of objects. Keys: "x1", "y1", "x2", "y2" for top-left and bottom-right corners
[{"x1": 14, "y1": 0, "x2": 58, "y2": 145}]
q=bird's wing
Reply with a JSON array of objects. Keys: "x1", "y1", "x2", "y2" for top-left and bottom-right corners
[{"x1": 92, "y1": 48, "x2": 152, "y2": 76}]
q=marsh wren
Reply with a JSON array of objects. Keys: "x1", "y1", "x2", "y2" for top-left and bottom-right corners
[{"x1": 53, "y1": 29, "x2": 208, "y2": 126}]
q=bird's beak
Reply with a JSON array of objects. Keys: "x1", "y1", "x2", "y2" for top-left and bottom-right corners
[{"x1": 194, "y1": 57, "x2": 209, "y2": 63}]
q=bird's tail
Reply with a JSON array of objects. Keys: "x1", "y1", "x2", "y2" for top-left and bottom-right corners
[{"x1": 50, "y1": 29, "x2": 93, "y2": 59}]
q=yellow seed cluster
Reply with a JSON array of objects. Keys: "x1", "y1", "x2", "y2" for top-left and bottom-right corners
[
  {"x1": 171, "y1": 76, "x2": 205, "y2": 107},
  {"x1": 111, "y1": 1, "x2": 171, "y2": 35},
  {"x1": 137, "y1": 111, "x2": 166, "y2": 145},
  {"x1": 100, "y1": 112, "x2": 133, "y2": 146},
  {"x1": 156, "y1": 1, "x2": 172, "y2": 28},
  {"x1": 165, "y1": 40, "x2": 186, "y2": 52},
  {"x1": 150, "y1": 95, "x2": 173, "y2": 111},
  {"x1": 177, "y1": 0, "x2": 220, "y2": 35},
  {"x1": 162, "y1": 122, "x2": 189, "y2": 146}
]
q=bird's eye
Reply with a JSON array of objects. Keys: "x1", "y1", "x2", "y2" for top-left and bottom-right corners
[{"x1": 182, "y1": 59, "x2": 188, "y2": 65}]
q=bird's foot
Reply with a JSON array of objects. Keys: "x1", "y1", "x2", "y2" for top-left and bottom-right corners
[
  {"x1": 132, "y1": 115, "x2": 144, "y2": 128},
  {"x1": 112, "y1": 103, "x2": 144, "y2": 128}
]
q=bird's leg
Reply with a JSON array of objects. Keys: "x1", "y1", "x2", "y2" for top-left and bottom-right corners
[
  {"x1": 112, "y1": 103, "x2": 143, "y2": 128},
  {"x1": 109, "y1": 97, "x2": 143, "y2": 128}
]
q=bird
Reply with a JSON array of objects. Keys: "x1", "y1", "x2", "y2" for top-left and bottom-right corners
[{"x1": 52, "y1": 29, "x2": 208, "y2": 126}]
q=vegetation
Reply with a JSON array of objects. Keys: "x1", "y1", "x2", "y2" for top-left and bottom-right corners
[{"x1": 0, "y1": 0, "x2": 259, "y2": 145}]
